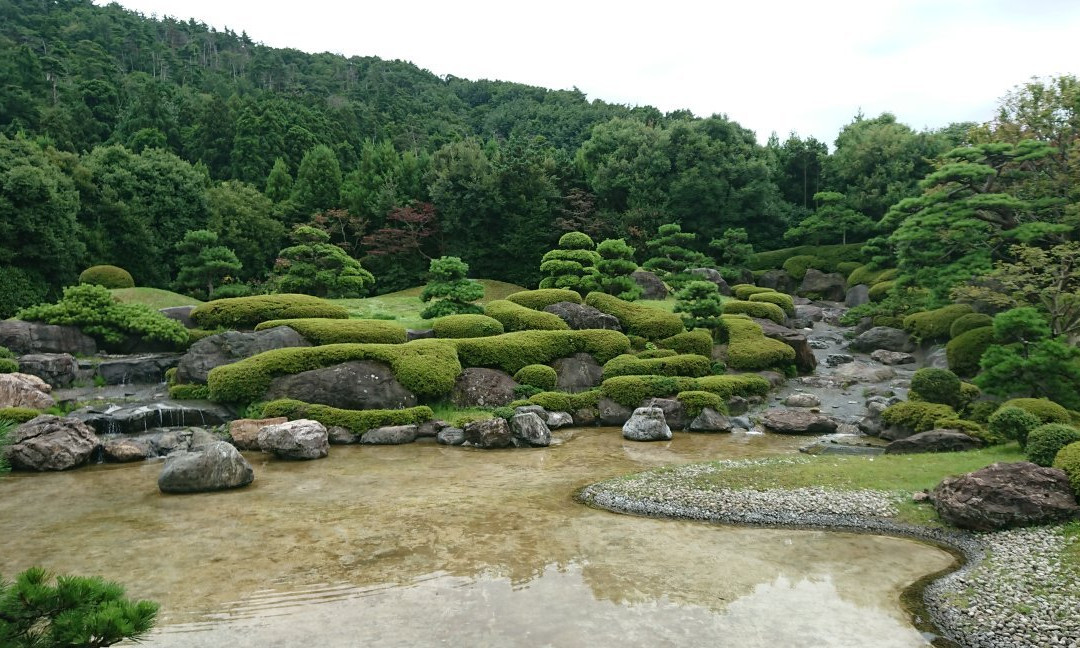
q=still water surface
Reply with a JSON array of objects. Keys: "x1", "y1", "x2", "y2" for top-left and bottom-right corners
[{"x1": 0, "y1": 428, "x2": 955, "y2": 647}]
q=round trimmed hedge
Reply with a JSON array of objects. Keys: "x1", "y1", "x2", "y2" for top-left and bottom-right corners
[
  {"x1": 484, "y1": 299, "x2": 569, "y2": 332},
  {"x1": 254, "y1": 318, "x2": 407, "y2": 344},
  {"x1": 79, "y1": 265, "x2": 134, "y2": 289},
  {"x1": 585, "y1": 292, "x2": 684, "y2": 340},
  {"x1": 732, "y1": 284, "x2": 774, "y2": 300},
  {"x1": 513, "y1": 364, "x2": 558, "y2": 391},
  {"x1": 191, "y1": 294, "x2": 349, "y2": 329},
  {"x1": 1001, "y1": 398, "x2": 1071, "y2": 425},
  {"x1": 748, "y1": 291, "x2": 795, "y2": 316},
  {"x1": 1052, "y1": 441, "x2": 1080, "y2": 497},
  {"x1": 949, "y1": 312, "x2": 994, "y2": 339},
  {"x1": 601, "y1": 353, "x2": 712, "y2": 379},
  {"x1": 781, "y1": 255, "x2": 822, "y2": 280},
  {"x1": 1026, "y1": 424, "x2": 1080, "y2": 467},
  {"x1": 945, "y1": 326, "x2": 994, "y2": 377},
  {"x1": 657, "y1": 329, "x2": 713, "y2": 358},
  {"x1": 722, "y1": 300, "x2": 786, "y2": 325},
  {"x1": 909, "y1": 368, "x2": 961, "y2": 408},
  {"x1": 902, "y1": 304, "x2": 975, "y2": 342},
  {"x1": 504, "y1": 289, "x2": 582, "y2": 310},
  {"x1": 432, "y1": 314, "x2": 505, "y2": 339},
  {"x1": 987, "y1": 406, "x2": 1042, "y2": 446}
]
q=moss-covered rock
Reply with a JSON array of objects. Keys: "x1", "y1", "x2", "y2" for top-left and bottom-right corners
[
  {"x1": 748, "y1": 291, "x2": 795, "y2": 316},
  {"x1": 261, "y1": 399, "x2": 433, "y2": 436},
  {"x1": 695, "y1": 374, "x2": 772, "y2": 400},
  {"x1": 945, "y1": 326, "x2": 994, "y2": 378},
  {"x1": 722, "y1": 300, "x2": 786, "y2": 324},
  {"x1": 254, "y1": 318, "x2": 407, "y2": 344},
  {"x1": 657, "y1": 329, "x2": 713, "y2": 358},
  {"x1": 602, "y1": 353, "x2": 712, "y2": 379},
  {"x1": 732, "y1": 284, "x2": 774, "y2": 300},
  {"x1": 484, "y1": 299, "x2": 569, "y2": 332},
  {"x1": 718, "y1": 315, "x2": 796, "y2": 371},
  {"x1": 902, "y1": 304, "x2": 975, "y2": 342},
  {"x1": 504, "y1": 289, "x2": 582, "y2": 310},
  {"x1": 513, "y1": 364, "x2": 558, "y2": 391},
  {"x1": 453, "y1": 329, "x2": 631, "y2": 375},
  {"x1": 675, "y1": 390, "x2": 726, "y2": 417},
  {"x1": 191, "y1": 294, "x2": 349, "y2": 329},
  {"x1": 781, "y1": 255, "x2": 822, "y2": 280},
  {"x1": 949, "y1": 312, "x2": 994, "y2": 339},
  {"x1": 584, "y1": 292, "x2": 685, "y2": 340},
  {"x1": 431, "y1": 314, "x2": 505, "y2": 339},
  {"x1": 880, "y1": 401, "x2": 958, "y2": 434}
]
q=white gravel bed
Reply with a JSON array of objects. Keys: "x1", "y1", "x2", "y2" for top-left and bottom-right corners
[{"x1": 578, "y1": 459, "x2": 1080, "y2": 648}]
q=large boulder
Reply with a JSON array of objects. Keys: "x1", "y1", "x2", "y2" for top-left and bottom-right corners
[
  {"x1": 266, "y1": 360, "x2": 417, "y2": 410},
  {"x1": 0, "y1": 373, "x2": 56, "y2": 409},
  {"x1": 884, "y1": 429, "x2": 984, "y2": 455},
  {"x1": 4, "y1": 415, "x2": 100, "y2": 471},
  {"x1": 543, "y1": 302, "x2": 622, "y2": 331},
  {"x1": 845, "y1": 284, "x2": 870, "y2": 307},
  {"x1": 228, "y1": 417, "x2": 288, "y2": 450},
  {"x1": 450, "y1": 368, "x2": 517, "y2": 408},
  {"x1": 622, "y1": 407, "x2": 672, "y2": 441},
  {"x1": 756, "y1": 270, "x2": 795, "y2": 295},
  {"x1": 463, "y1": 418, "x2": 513, "y2": 449},
  {"x1": 360, "y1": 425, "x2": 418, "y2": 445},
  {"x1": 598, "y1": 397, "x2": 634, "y2": 426},
  {"x1": 157, "y1": 441, "x2": 255, "y2": 493},
  {"x1": 762, "y1": 409, "x2": 840, "y2": 435},
  {"x1": 784, "y1": 393, "x2": 821, "y2": 408},
  {"x1": 158, "y1": 306, "x2": 197, "y2": 329},
  {"x1": 631, "y1": 270, "x2": 667, "y2": 300},
  {"x1": 849, "y1": 327, "x2": 915, "y2": 353},
  {"x1": 258, "y1": 419, "x2": 329, "y2": 460},
  {"x1": 103, "y1": 437, "x2": 151, "y2": 463},
  {"x1": 798, "y1": 269, "x2": 846, "y2": 302},
  {"x1": 96, "y1": 353, "x2": 182, "y2": 385},
  {"x1": 552, "y1": 353, "x2": 603, "y2": 393},
  {"x1": 870, "y1": 349, "x2": 916, "y2": 366},
  {"x1": 931, "y1": 462, "x2": 1080, "y2": 531},
  {"x1": 646, "y1": 398, "x2": 688, "y2": 430},
  {"x1": 436, "y1": 426, "x2": 466, "y2": 446},
  {"x1": 16, "y1": 353, "x2": 79, "y2": 387},
  {"x1": 752, "y1": 319, "x2": 817, "y2": 373},
  {"x1": 690, "y1": 268, "x2": 733, "y2": 296},
  {"x1": 0, "y1": 320, "x2": 97, "y2": 355},
  {"x1": 73, "y1": 401, "x2": 234, "y2": 436},
  {"x1": 689, "y1": 408, "x2": 732, "y2": 433},
  {"x1": 175, "y1": 327, "x2": 311, "y2": 384},
  {"x1": 510, "y1": 412, "x2": 551, "y2": 447}
]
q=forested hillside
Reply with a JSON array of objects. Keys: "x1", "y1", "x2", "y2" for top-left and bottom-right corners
[{"x1": 0, "y1": 0, "x2": 1075, "y2": 321}]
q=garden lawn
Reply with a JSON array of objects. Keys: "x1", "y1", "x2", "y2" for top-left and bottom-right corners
[
  {"x1": 110, "y1": 287, "x2": 203, "y2": 309},
  {"x1": 332, "y1": 279, "x2": 526, "y2": 329}
]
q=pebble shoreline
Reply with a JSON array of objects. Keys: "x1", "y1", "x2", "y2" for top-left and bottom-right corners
[{"x1": 577, "y1": 458, "x2": 1079, "y2": 648}]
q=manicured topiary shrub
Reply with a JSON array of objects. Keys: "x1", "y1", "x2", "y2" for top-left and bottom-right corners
[
  {"x1": 748, "y1": 291, "x2": 795, "y2": 316},
  {"x1": 261, "y1": 399, "x2": 433, "y2": 436},
  {"x1": 847, "y1": 265, "x2": 897, "y2": 287},
  {"x1": 987, "y1": 406, "x2": 1042, "y2": 446},
  {"x1": 79, "y1": 264, "x2": 135, "y2": 289},
  {"x1": 881, "y1": 401, "x2": 958, "y2": 433},
  {"x1": 168, "y1": 383, "x2": 210, "y2": 400},
  {"x1": 909, "y1": 368, "x2": 962, "y2": 408},
  {"x1": 601, "y1": 375, "x2": 700, "y2": 407},
  {"x1": 17, "y1": 284, "x2": 188, "y2": 350},
  {"x1": 965, "y1": 398, "x2": 1002, "y2": 425},
  {"x1": 836, "y1": 261, "x2": 862, "y2": 278},
  {"x1": 676, "y1": 390, "x2": 726, "y2": 417},
  {"x1": 674, "y1": 281, "x2": 724, "y2": 331},
  {"x1": 602, "y1": 354, "x2": 712, "y2": 380},
  {"x1": 747, "y1": 242, "x2": 866, "y2": 272},
  {"x1": 513, "y1": 364, "x2": 558, "y2": 391},
  {"x1": 484, "y1": 300, "x2": 569, "y2": 332},
  {"x1": 0, "y1": 407, "x2": 41, "y2": 422},
  {"x1": 658, "y1": 329, "x2": 713, "y2": 358},
  {"x1": 419, "y1": 256, "x2": 485, "y2": 319},
  {"x1": 504, "y1": 289, "x2": 582, "y2": 310},
  {"x1": 191, "y1": 294, "x2": 348, "y2": 329},
  {"x1": 781, "y1": 255, "x2": 822, "y2": 280},
  {"x1": 718, "y1": 315, "x2": 795, "y2": 371},
  {"x1": 959, "y1": 382, "x2": 982, "y2": 410},
  {"x1": 696, "y1": 374, "x2": 772, "y2": 400},
  {"x1": 207, "y1": 339, "x2": 462, "y2": 403},
  {"x1": 431, "y1": 314, "x2": 505, "y2": 339},
  {"x1": 1052, "y1": 441, "x2": 1080, "y2": 496},
  {"x1": 538, "y1": 232, "x2": 601, "y2": 295},
  {"x1": 595, "y1": 238, "x2": 642, "y2": 301},
  {"x1": 1001, "y1": 398, "x2": 1071, "y2": 425},
  {"x1": 454, "y1": 329, "x2": 631, "y2": 375},
  {"x1": 1025, "y1": 424, "x2": 1080, "y2": 467},
  {"x1": 868, "y1": 280, "x2": 895, "y2": 301},
  {"x1": 902, "y1": 304, "x2": 975, "y2": 342},
  {"x1": 636, "y1": 348, "x2": 678, "y2": 359},
  {"x1": 949, "y1": 313, "x2": 994, "y2": 339},
  {"x1": 722, "y1": 300, "x2": 786, "y2": 324},
  {"x1": 254, "y1": 318, "x2": 407, "y2": 344},
  {"x1": 585, "y1": 292, "x2": 685, "y2": 340},
  {"x1": 945, "y1": 326, "x2": 994, "y2": 377},
  {"x1": 528, "y1": 389, "x2": 602, "y2": 413},
  {"x1": 732, "y1": 284, "x2": 773, "y2": 300}
]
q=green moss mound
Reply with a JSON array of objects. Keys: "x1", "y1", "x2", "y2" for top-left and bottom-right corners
[
  {"x1": 513, "y1": 364, "x2": 558, "y2": 391},
  {"x1": 0, "y1": 358, "x2": 18, "y2": 373},
  {"x1": 602, "y1": 353, "x2": 712, "y2": 379},
  {"x1": 835, "y1": 261, "x2": 862, "y2": 278},
  {"x1": 1052, "y1": 441, "x2": 1080, "y2": 497},
  {"x1": 79, "y1": 265, "x2": 134, "y2": 289},
  {"x1": 0, "y1": 407, "x2": 41, "y2": 423},
  {"x1": 868, "y1": 280, "x2": 895, "y2": 302},
  {"x1": 748, "y1": 291, "x2": 795, "y2": 316},
  {"x1": 1026, "y1": 424, "x2": 1080, "y2": 467},
  {"x1": 722, "y1": 300, "x2": 786, "y2": 324},
  {"x1": 781, "y1": 255, "x2": 822, "y2": 280},
  {"x1": 719, "y1": 315, "x2": 795, "y2": 371},
  {"x1": 732, "y1": 284, "x2": 773, "y2": 300},
  {"x1": 847, "y1": 265, "x2": 897, "y2": 287},
  {"x1": 880, "y1": 401, "x2": 958, "y2": 433},
  {"x1": 504, "y1": 289, "x2": 582, "y2": 310},
  {"x1": 584, "y1": 292, "x2": 684, "y2": 340},
  {"x1": 254, "y1": 318, "x2": 407, "y2": 344},
  {"x1": 748, "y1": 243, "x2": 866, "y2": 272},
  {"x1": 168, "y1": 383, "x2": 211, "y2": 400},
  {"x1": 191, "y1": 294, "x2": 348, "y2": 329},
  {"x1": 636, "y1": 348, "x2": 678, "y2": 359},
  {"x1": 945, "y1": 326, "x2": 994, "y2": 378},
  {"x1": 949, "y1": 313, "x2": 994, "y2": 339},
  {"x1": 454, "y1": 329, "x2": 630, "y2": 375},
  {"x1": 484, "y1": 299, "x2": 569, "y2": 332},
  {"x1": 261, "y1": 399, "x2": 433, "y2": 436},
  {"x1": 902, "y1": 304, "x2": 975, "y2": 342},
  {"x1": 909, "y1": 368, "x2": 962, "y2": 408},
  {"x1": 695, "y1": 374, "x2": 772, "y2": 399},
  {"x1": 658, "y1": 329, "x2": 713, "y2": 358},
  {"x1": 676, "y1": 390, "x2": 725, "y2": 416},
  {"x1": 597, "y1": 373, "x2": 771, "y2": 409},
  {"x1": 431, "y1": 314, "x2": 505, "y2": 339},
  {"x1": 527, "y1": 390, "x2": 601, "y2": 413},
  {"x1": 1001, "y1": 398, "x2": 1071, "y2": 425},
  {"x1": 987, "y1": 406, "x2": 1041, "y2": 446}
]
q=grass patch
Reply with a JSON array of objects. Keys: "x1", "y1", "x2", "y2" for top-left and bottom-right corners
[
  {"x1": 332, "y1": 279, "x2": 526, "y2": 329},
  {"x1": 428, "y1": 403, "x2": 496, "y2": 428},
  {"x1": 1063, "y1": 521, "x2": 1080, "y2": 571},
  {"x1": 110, "y1": 287, "x2": 203, "y2": 309}
]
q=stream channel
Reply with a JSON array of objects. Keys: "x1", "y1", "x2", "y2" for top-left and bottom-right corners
[{"x1": 1, "y1": 426, "x2": 955, "y2": 647}]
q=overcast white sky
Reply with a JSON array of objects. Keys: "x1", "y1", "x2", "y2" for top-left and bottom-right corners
[{"x1": 103, "y1": 0, "x2": 1080, "y2": 146}]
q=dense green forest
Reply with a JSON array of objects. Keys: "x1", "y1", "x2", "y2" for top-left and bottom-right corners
[{"x1": 0, "y1": 0, "x2": 1077, "y2": 320}]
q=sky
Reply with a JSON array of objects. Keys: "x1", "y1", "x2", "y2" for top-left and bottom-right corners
[{"x1": 103, "y1": 0, "x2": 1080, "y2": 146}]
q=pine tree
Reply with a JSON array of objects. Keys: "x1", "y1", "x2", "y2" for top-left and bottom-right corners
[
  {"x1": 173, "y1": 229, "x2": 242, "y2": 299},
  {"x1": 420, "y1": 256, "x2": 484, "y2": 319},
  {"x1": 596, "y1": 238, "x2": 641, "y2": 301},
  {"x1": 538, "y1": 231, "x2": 600, "y2": 296},
  {"x1": 642, "y1": 223, "x2": 710, "y2": 289},
  {"x1": 270, "y1": 225, "x2": 374, "y2": 298}
]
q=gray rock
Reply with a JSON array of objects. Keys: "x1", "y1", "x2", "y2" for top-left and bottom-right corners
[
  {"x1": 825, "y1": 354, "x2": 854, "y2": 367},
  {"x1": 795, "y1": 305, "x2": 824, "y2": 322},
  {"x1": 729, "y1": 416, "x2": 753, "y2": 430},
  {"x1": 328, "y1": 426, "x2": 358, "y2": 445},
  {"x1": 103, "y1": 437, "x2": 150, "y2": 462},
  {"x1": 510, "y1": 413, "x2": 551, "y2": 447},
  {"x1": 16, "y1": 353, "x2": 78, "y2": 387},
  {"x1": 798, "y1": 269, "x2": 847, "y2": 301},
  {"x1": 267, "y1": 360, "x2": 417, "y2": 410},
  {"x1": 73, "y1": 401, "x2": 234, "y2": 436},
  {"x1": 552, "y1": 353, "x2": 604, "y2": 393},
  {"x1": 258, "y1": 419, "x2": 329, "y2": 460},
  {"x1": 849, "y1": 327, "x2": 915, "y2": 353},
  {"x1": 931, "y1": 462, "x2": 1080, "y2": 531},
  {"x1": 157, "y1": 441, "x2": 255, "y2": 493},
  {"x1": 4, "y1": 415, "x2": 100, "y2": 471},
  {"x1": 416, "y1": 419, "x2": 446, "y2": 438},
  {"x1": 870, "y1": 349, "x2": 916, "y2": 365},
  {"x1": 762, "y1": 409, "x2": 840, "y2": 435},
  {"x1": 188, "y1": 427, "x2": 219, "y2": 450},
  {"x1": 159, "y1": 306, "x2": 196, "y2": 329},
  {"x1": 0, "y1": 319, "x2": 97, "y2": 355},
  {"x1": 450, "y1": 367, "x2": 518, "y2": 407},
  {"x1": 407, "y1": 329, "x2": 436, "y2": 341},
  {"x1": 0, "y1": 373, "x2": 56, "y2": 410},
  {"x1": 514, "y1": 405, "x2": 549, "y2": 419},
  {"x1": 463, "y1": 418, "x2": 513, "y2": 449},
  {"x1": 925, "y1": 345, "x2": 949, "y2": 369},
  {"x1": 800, "y1": 440, "x2": 885, "y2": 456},
  {"x1": 96, "y1": 353, "x2": 182, "y2": 385},
  {"x1": 752, "y1": 319, "x2": 817, "y2": 374},
  {"x1": 436, "y1": 426, "x2": 466, "y2": 446},
  {"x1": 571, "y1": 408, "x2": 598, "y2": 427},
  {"x1": 833, "y1": 362, "x2": 897, "y2": 383},
  {"x1": 689, "y1": 408, "x2": 732, "y2": 433},
  {"x1": 543, "y1": 302, "x2": 622, "y2": 331},
  {"x1": 646, "y1": 397, "x2": 688, "y2": 430},
  {"x1": 546, "y1": 411, "x2": 573, "y2": 428},
  {"x1": 598, "y1": 397, "x2": 634, "y2": 426},
  {"x1": 631, "y1": 270, "x2": 667, "y2": 300},
  {"x1": 228, "y1": 417, "x2": 289, "y2": 450},
  {"x1": 622, "y1": 407, "x2": 673, "y2": 441},
  {"x1": 690, "y1": 268, "x2": 733, "y2": 295},
  {"x1": 175, "y1": 327, "x2": 311, "y2": 384},
  {"x1": 845, "y1": 284, "x2": 870, "y2": 307},
  {"x1": 784, "y1": 393, "x2": 821, "y2": 408},
  {"x1": 361, "y1": 424, "x2": 418, "y2": 445},
  {"x1": 756, "y1": 270, "x2": 795, "y2": 295},
  {"x1": 726, "y1": 396, "x2": 749, "y2": 416},
  {"x1": 884, "y1": 429, "x2": 984, "y2": 454}
]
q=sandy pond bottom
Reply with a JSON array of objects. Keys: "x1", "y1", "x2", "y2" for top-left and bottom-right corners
[{"x1": 0, "y1": 428, "x2": 955, "y2": 647}]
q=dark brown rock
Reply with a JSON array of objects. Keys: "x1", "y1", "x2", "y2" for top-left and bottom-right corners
[
  {"x1": 552, "y1": 353, "x2": 603, "y2": 393},
  {"x1": 646, "y1": 397, "x2": 688, "y2": 430},
  {"x1": 159, "y1": 306, "x2": 196, "y2": 329},
  {"x1": 845, "y1": 284, "x2": 870, "y2": 307},
  {"x1": 103, "y1": 437, "x2": 150, "y2": 462},
  {"x1": 96, "y1": 353, "x2": 182, "y2": 385},
  {"x1": 267, "y1": 360, "x2": 417, "y2": 410},
  {"x1": 360, "y1": 424, "x2": 418, "y2": 445},
  {"x1": 931, "y1": 462, "x2": 1080, "y2": 531},
  {"x1": 631, "y1": 270, "x2": 667, "y2": 300},
  {"x1": 762, "y1": 409, "x2": 840, "y2": 435},
  {"x1": 884, "y1": 429, "x2": 984, "y2": 454},
  {"x1": 463, "y1": 418, "x2": 513, "y2": 449},
  {"x1": 228, "y1": 417, "x2": 289, "y2": 450},
  {"x1": 16, "y1": 353, "x2": 78, "y2": 387},
  {"x1": 158, "y1": 441, "x2": 254, "y2": 493},
  {"x1": 689, "y1": 408, "x2": 732, "y2": 433},
  {"x1": 598, "y1": 397, "x2": 634, "y2": 426},
  {"x1": 849, "y1": 327, "x2": 915, "y2": 353},
  {"x1": 450, "y1": 368, "x2": 517, "y2": 407},
  {"x1": 752, "y1": 318, "x2": 817, "y2": 374},
  {"x1": 509, "y1": 412, "x2": 551, "y2": 447},
  {"x1": 798, "y1": 269, "x2": 846, "y2": 302},
  {"x1": 757, "y1": 270, "x2": 795, "y2": 295}
]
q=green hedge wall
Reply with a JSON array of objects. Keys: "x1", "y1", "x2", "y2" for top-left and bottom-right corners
[
  {"x1": 722, "y1": 300, "x2": 786, "y2": 325},
  {"x1": 453, "y1": 329, "x2": 630, "y2": 375},
  {"x1": 602, "y1": 353, "x2": 712, "y2": 379},
  {"x1": 748, "y1": 292, "x2": 795, "y2": 316},
  {"x1": 431, "y1": 314, "x2": 505, "y2": 339},
  {"x1": 261, "y1": 399, "x2": 433, "y2": 436},
  {"x1": 484, "y1": 299, "x2": 569, "y2": 331},
  {"x1": 504, "y1": 289, "x2": 582, "y2": 310},
  {"x1": 191, "y1": 294, "x2": 349, "y2": 329},
  {"x1": 657, "y1": 329, "x2": 713, "y2": 358},
  {"x1": 255, "y1": 318, "x2": 407, "y2": 344},
  {"x1": 584, "y1": 292, "x2": 684, "y2": 340}
]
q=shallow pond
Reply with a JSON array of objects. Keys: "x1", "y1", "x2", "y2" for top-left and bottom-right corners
[{"x1": 0, "y1": 428, "x2": 955, "y2": 647}]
